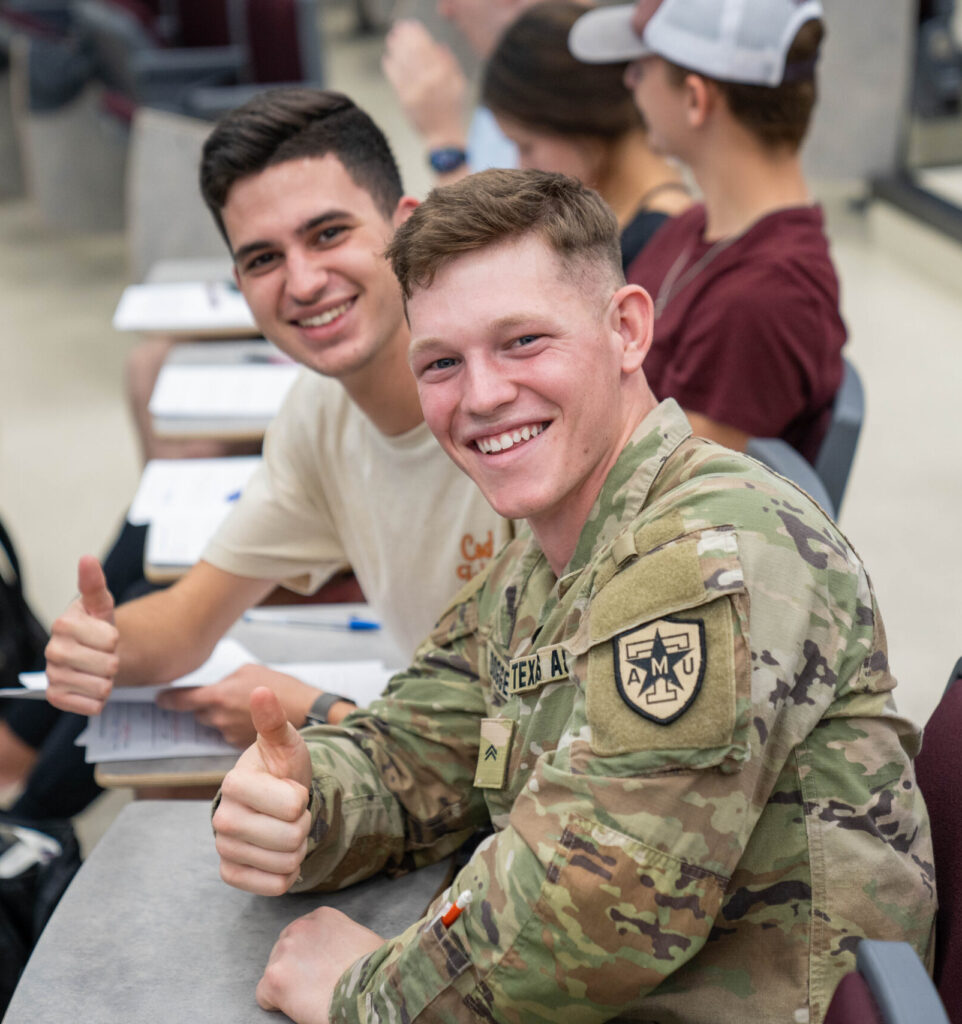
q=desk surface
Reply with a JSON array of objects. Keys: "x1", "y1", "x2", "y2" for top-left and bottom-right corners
[
  {"x1": 149, "y1": 342, "x2": 296, "y2": 442},
  {"x1": 5, "y1": 801, "x2": 451, "y2": 1024},
  {"x1": 94, "y1": 604, "x2": 403, "y2": 789}
]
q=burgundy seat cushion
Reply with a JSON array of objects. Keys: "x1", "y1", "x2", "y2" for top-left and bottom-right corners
[
  {"x1": 914, "y1": 665, "x2": 962, "y2": 1021},
  {"x1": 823, "y1": 973, "x2": 883, "y2": 1024}
]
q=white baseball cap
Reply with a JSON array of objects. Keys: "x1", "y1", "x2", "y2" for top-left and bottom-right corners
[{"x1": 569, "y1": 0, "x2": 824, "y2": 87}]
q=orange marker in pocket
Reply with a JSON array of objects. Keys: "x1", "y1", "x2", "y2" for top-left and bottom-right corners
[{"x1": 441, "y1": 890, "x2": 473, "y2": 928}]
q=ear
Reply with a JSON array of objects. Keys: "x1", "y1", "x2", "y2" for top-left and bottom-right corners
[
  {"x1": 683, "y1": 73, "x2": 713, "y2": 129},
  {"x1": 392, "y1": 195, "x2": 420, "y2": 229},
  {"x1": 609, "y1": 284, "x2": 654, "y2": 375}
]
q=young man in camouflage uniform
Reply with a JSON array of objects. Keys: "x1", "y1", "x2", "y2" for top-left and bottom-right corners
[{"x1": 213, "y1": 170, "x2": 935, "y2": 1024}]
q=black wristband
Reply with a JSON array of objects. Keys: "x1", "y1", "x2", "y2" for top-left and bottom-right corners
[
  {"x1": 304, "y1": 691, "x2": 356, "y2": 726},
  {"x1": 428, "y1": 146, "x2": 468, "y2": 174}
]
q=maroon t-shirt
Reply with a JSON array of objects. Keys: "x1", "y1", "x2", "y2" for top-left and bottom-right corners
[{"x1": 627, "y1": 203, "x2": 846, "y2": 463}]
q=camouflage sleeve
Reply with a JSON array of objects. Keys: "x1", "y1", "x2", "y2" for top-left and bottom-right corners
[
  {"x1": 291, "y1": 579, "x2": 492, "y2": 893},
  {"x1": 326, "y1": 523, "x2": 931, "y2": 1022}
]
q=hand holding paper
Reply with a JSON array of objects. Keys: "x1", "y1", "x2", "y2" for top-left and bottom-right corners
[
  {"x1": 213, "y1": 687, "x2": 312, "y2": 896},
  {"x1": 157, "y1": 664, "x2": 318, "y2": 747},
  {"x1": 44, "y1": 556, "x2": 120, "y2": 716}
]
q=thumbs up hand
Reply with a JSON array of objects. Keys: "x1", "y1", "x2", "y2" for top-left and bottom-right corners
[
  {"x1": 213, "y1": 687, "x2": 313, "y2": 896},
  {"x1": 45, "y1": 556, "x2": 120, "y2": 715}
]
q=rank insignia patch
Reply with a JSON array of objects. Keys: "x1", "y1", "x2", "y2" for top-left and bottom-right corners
[{"x1": 612, "y1": 616, "x2": 706, "y2": 724}]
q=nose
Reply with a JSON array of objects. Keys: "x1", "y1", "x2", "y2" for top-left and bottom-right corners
[
  {"x1": 461, "y1": 354, "x2": 518, "y2": 418},
  {"x1": 285, "y1": 249, "x2": 328, "y2": 305}
]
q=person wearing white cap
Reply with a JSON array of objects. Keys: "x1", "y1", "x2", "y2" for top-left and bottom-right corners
[{"x1": 570, "y1": 0, "x2": 846, "y2": 466}]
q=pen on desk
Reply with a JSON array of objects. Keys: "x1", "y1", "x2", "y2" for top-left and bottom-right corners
[
  {"x1": 240, "y1": 611, "x2": 381, "y2": 631},
  {"x1": 225, "y1": 490, "x2": 243, "y2": 502}
]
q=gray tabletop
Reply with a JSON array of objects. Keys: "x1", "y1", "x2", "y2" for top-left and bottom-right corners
[{"x1": 5, "y1": 801, "x2": 451, "y2": 1023}]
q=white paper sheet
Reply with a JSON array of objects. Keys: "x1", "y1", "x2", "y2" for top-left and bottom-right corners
[
  {"x1": 76, "y1": 705, "x2": 236, "y2": 762},
  {"x1": 113, "y1": 281, "x2": 256, "y2": 333},
  {"x1": 17, "y1": 637, "x2": 258, "y2": 702},
  {"x1": 148, "y1": 364, "x2": 298, "y2": 420},
  {"x1": 18, "y1": 638, "x2": 396, "y2": 762},
  {"x1": 128, "y1": 457, "x2": 261, "y2": 525}
]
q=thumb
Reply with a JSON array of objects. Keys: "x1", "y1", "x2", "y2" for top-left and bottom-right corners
[
  {"x1": 77, "y1": 555, "x2": 115, "y2": 623},
  {"x1": 251, "y1": 687, "x2": 308, "y2": 784}
]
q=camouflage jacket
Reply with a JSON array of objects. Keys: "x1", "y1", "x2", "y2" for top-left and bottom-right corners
[{"x1": 296, "y1": 400, "x2": 935, "y2": 1024}]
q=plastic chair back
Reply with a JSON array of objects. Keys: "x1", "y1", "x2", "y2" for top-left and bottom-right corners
[
  {"x1": 814, "y1": 357, "x2": 864, "y2": 514},
  {"x1": 745, "y1": 436, "x2": 836, "y2": 519},
  {"x1": 824, "y1": 940, "x2": 950, "y2": 1024}
]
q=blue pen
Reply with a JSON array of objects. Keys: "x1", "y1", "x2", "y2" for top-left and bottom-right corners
[
  {"x1": 346, "y1": 615, "x2": 380, "y2": 630},
  {"x1": 226, "y1": 490, "x2": 243, "y2": 502},
  {"x1": 241, "y1": 611, "x2": 380, "y2": 631}
]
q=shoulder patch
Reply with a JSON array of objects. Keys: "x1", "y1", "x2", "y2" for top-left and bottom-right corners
[
  {"x1": 613, "y1": 616, "x2": 705, "y2": 724},
  {"x1": 587, "y1": 596, "x2": 742, "y2": 758}
]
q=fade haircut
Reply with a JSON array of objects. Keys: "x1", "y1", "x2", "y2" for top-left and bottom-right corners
[
  {"x1": 386, "y1": 168, "x2": 624, "y2": 303},
  {"x1": 199, "y1": 87, "x2": 404, "y2": 245},
  {"x1": 666, "y1": 20, "x2": 824, "y2": 151}
]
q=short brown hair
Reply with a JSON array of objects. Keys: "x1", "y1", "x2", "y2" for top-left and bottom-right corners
[
  {"x1": 200, "y1": 88, "x2": 403, "y2": 245},
  {"x1": 386, "y1": 168, "x2": 623, "y2": 302},
  {"x1": 666, "y1": 20, "x2": 824, "y2": 151}
]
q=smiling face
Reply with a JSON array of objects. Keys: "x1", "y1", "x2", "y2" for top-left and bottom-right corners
[
  {"x1": 407, "y1": 234, "x2": 654, "y2": 570},
  {"x1": 223, "y1": 154, "x2": 410, "y2": 381}
]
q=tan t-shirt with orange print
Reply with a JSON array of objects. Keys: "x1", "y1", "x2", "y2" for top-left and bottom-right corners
[{"x1": 203, "y1": 369, "x2": 509, "y2": 662}]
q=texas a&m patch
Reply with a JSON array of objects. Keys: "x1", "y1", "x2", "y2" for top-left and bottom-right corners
[{"x1": 612, "y1": 616, "x2": 705, "y2": 724}]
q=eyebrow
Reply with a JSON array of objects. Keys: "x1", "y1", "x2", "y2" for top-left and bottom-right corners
[
  {"x1": 232, "y1": 209, "x2": 354, "y2": 264},
  {"x1": 408, "y1": 313, "x2": 547, "y2": 360}
]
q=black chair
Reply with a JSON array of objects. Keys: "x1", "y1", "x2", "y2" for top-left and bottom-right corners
[{"x1": 823, "y1": 939, "x2": 950, "y2": 1024}]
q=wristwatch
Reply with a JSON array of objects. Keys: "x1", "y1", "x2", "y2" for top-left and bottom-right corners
[
  {"x1": 304, "y1": 691, "x2": 356, "y2": 726},
  {"x1": 428, "y1": 146, "x2": 468, "y2": 174}
]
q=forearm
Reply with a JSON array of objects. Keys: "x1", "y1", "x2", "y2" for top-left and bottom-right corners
[{"x1": 113, "y1": 562, "x2": 274, "y2": 685}]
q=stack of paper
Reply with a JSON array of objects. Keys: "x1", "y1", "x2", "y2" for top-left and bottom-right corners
[
  {"x1": 113, "y1": 281, "x2": 257, "y2": 335},
  {"x1": 148, "y1": 362, "x2": 299, "y2": 439},
  {"x1": 12, "y1": 638, "x2": 396, "y2": 763}
]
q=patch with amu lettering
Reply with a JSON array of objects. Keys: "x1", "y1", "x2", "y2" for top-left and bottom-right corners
[{"x1": 612, "y1": 616, "x2": 705, "y2": 724}]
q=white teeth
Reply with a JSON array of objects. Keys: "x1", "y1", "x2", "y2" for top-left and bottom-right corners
[
  {"x1": 298, "y1": 300, "x2": 351, "y2": 327},
  {"x1": 476, "y1": 422, "x2": 544, "y2": 454}
]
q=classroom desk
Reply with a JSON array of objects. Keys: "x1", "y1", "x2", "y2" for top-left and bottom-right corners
[
  {"x1": 93, "y1": 603, "x2": 403, "y2": 790},
  {"x1": 4, "y1": 800, "x2": 452, "y2": 1024},
  {"x1": 149, "y1": 340, "x2": 298, "y2": 443}
]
